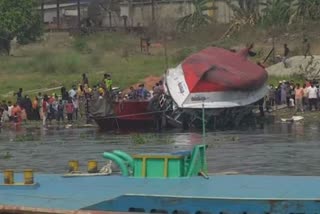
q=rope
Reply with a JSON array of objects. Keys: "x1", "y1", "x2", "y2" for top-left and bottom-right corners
[
  {"x1": 99, "y1": 160, "x2": 113, "y2": 174},
  {"x1": 91, "y1": 102, "x2": 274, "y2": 120},
  {"x1": 92, "y1": 109, "x2": 171, "y2": 120}
]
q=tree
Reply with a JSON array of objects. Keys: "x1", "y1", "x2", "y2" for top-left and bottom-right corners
[
  {"x1": 291, "y1": 0, "x2": 320, "y2": 23},
  {"x1": 0, "y1": 0, "x2": 42, "y2": 55},
  {"x1": 260, "y1": 0, "x2": 294, "y2": 26},
  {"x1": 227, "y1": 0, "x2": 260, "y2": 25},
  {"x1": 87, "y1": 0, "x2": 120, "y2": 27},
  {"x1": 177, "y1": 0, "x2": 216, "y2": 32}
]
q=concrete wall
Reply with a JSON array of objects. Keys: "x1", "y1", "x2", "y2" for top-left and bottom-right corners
[
  {"x1": 43, "y1": 5, "x2": 88, "y2": 25},
  {"x1": 120, "y1": 1, "x2": 194, "y2": 27},
  {"x1": 215, "y1": 0, "x2": 234, "y2": 24}
]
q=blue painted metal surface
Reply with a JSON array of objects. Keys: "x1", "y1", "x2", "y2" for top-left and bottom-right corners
[{"x1": 1, "y1": 173, "x2": 320, "y2": 213}]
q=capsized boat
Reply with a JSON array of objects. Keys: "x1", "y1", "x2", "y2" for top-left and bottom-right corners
[
  {"x1": 1, "y1": 144, "x2": 320, "y2": 213},
  {"x1": 165, "y1": 47, "x2": 268, "y2": 109},
  {"x1": 90, "y1": 47, "x2": 268, "y2": 130},
  {"x1": 163, "y1": 47, "x2": 268, "y2": 129}
]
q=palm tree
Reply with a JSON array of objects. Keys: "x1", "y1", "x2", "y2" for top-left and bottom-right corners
[
  {"x1": 291, "y1": 0, "x2": 320, "y2": 22},
  {"x1": 226, "y1": 0, "x2": 260, "y2": 25},
  {"x1": 177, "y1": 0, "x2": 216, "y2": 32},
  {"x1": 260, "y1": 0, "x2": 294, "y2": 26}
]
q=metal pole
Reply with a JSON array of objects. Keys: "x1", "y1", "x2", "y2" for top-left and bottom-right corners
[
  {"x1": 164, "y1": 36, "x2": 168, "y2": 71},
  {"x1": 77, "y1": 0, "x2": 81, "y2": 29},
  {"x1": 202, "y1": 103, "x2": 205, "y2": 139},
  {"x1": 109, "y1": 12, "x2": 112, "y2": 27}
]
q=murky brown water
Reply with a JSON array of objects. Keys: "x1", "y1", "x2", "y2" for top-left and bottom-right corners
[{"x1": 0, "y1": 122, "x2": 320, "y2": 175}]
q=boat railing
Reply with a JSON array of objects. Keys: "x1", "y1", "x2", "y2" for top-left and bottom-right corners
[{"x1": 102, "y1": 144, "x2": 208, "y2": 178}]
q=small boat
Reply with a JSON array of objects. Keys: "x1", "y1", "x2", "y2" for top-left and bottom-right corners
[
  {"x1": 1, "y1": 144, "x2": 320, "y2": 213},
  {"x1": 92, "y1": 100, "x2": 154, "y2": 131}
]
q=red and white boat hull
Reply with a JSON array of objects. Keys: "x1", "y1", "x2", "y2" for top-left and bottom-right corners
[
  {"x1": 165, "y1": 64, "x2": 268, "y2": 109},
  {"x1": 165, "y1": 47, "x2": 268, "y2": 109}
]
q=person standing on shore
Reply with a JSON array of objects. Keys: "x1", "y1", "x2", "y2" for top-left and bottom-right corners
[
  {"x1": 65, "y1": 99, "x2": 74, "y2": 124},
  {"x1": 308, "y1": 84, "x2": 318, "y2": 111},
  {"x1": 104, "y1": 73, "x2": 113, "y2": 92},
  {"x1": 303, "y1": 38, "x2": 313, "y2": 59},
  {"x1": 283, "y1": 44, "x2": 290, "y2": 68},
  {"x1": 302, "y1": 84, "x2": 309, "y2": 111},
  {"x1": 295, "y1": 84, "x2": 304, "y2": 112},
  {"x1": 42, "y1": 95, "x2": 49, "y2": 128},
  {"x1": 82, "y1": 73, "x2": 89, "y2": 86}
]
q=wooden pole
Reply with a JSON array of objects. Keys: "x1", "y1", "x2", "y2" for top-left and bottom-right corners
[
  {"x1": 109, "y1": 11, "x2": 112, "y2": 27},
  {"x1": 41, "y1": 0, "x2": 45, "y2": 23},
  {"x1": 77, "y1": 0, "x2": 81, "y2": 29},
  {"x1": 56, "y1": 0, "x2": 60, "y2": 29},
  {"x1": 163, "y1": 36, "x2": 168, "y2": 71},
  {"x1": 151, "y1": 0, "x2": 155, "y2": 22}
]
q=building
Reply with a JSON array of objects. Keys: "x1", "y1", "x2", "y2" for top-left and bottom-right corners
[
  {"x1": 40, "y1": 0, "x2": 90, "y2": 29},
  {"x1": 40, "y1": 0, "x2": 268, "y2": 30},
  {"x1": 119, "y1": 0, "x2": 196, "y2": 27}
]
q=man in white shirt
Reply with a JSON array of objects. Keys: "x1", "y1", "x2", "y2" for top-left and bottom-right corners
[
  {"x1": 68, "y1": 85, "x2": 77, "y2": 99},
  {"x1": 308, "y1": 84, "x2": 318, "y2": 111}
]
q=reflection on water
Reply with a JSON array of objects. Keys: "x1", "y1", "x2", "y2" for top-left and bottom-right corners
[{"x1": 0, "y1": 122, "x2": 320, "y2": 176}]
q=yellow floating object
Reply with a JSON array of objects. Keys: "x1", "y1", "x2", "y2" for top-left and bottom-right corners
[
  {"x1": 68, "y1": 160, "x2": 79, "y2": 173},
  {"x1": 87, "y1": 160, "x2": 98, "y2": 173},
  {"x1": 4, "y1": 169, "x2": 14, "y2": 185},
  {"x1": 24, "y1": 169, "x2": 34, "y2": 185}
]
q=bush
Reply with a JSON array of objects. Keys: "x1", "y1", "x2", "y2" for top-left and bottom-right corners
[
  {"x1": 172, "y1": 47, "x2": 196, "y2": 64},
  {"x1": 29, "y1": 51, "x2": 87, "y2": 74},
  {"x1": 72, "y1": 37, "x2": 91, "y2": 53}
]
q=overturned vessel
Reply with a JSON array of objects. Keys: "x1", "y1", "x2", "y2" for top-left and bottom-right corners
[
  {"x1": 163, "y1": 47, "x2": 268, "y2": 129},
  {"x1": 165, "y1": 47, "x2": 267, "y2": 109},
  {"x1": 90, "y1": 47, "x2": 268, "y2": 130}
]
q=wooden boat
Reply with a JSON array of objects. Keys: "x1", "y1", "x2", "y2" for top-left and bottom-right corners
[{"x1": 92, "y1": 100, "x2": 154, "y2": 131}]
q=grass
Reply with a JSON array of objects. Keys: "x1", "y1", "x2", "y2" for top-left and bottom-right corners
[
  {"x1": 0, "y1": 32, "x2": 174, "y2": 100},
  {"x1": 2, "y1": 22, "x2": 320, "y2": 101}
]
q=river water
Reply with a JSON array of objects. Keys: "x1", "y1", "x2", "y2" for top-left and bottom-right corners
[{"x1": 0, "y1": 121, "x2": 320, "y2": 176}]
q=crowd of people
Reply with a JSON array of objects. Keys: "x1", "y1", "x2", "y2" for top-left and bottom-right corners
[
  {"x1": 126, "y1": 80, "x2": 164, "y2": 100},
  {"x1": 0, "y1": 73, "x2": 115, "y2": 128},
  {"x1": 0, "y1": 72, "x2": 166, "y2": 128},
  {"x1": 266, "y1": 79, "x2": 320, "y2": 112}
]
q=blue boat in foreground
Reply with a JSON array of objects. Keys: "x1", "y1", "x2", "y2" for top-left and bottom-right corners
[{"x1": 1, "y1": 144, "x2": 320, "y2": 214}]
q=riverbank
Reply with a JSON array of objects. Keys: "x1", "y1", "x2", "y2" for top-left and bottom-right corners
[
  {"x1": 2, "y1": 22, "x2": 320, "y2": 100},
  {"x1": 270, "y1": 106, "x2": 320, "y2": 124}
]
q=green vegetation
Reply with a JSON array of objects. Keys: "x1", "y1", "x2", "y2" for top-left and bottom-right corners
[
  {"x1": 177, "y1": 0, "x2": 216, "y2": 32},
  {"x1": 0, "y1": 0, "x2": 42, "y2": 55},
  {"x1": 1, "y1": 18, "x2": 320, "y2": 100}
]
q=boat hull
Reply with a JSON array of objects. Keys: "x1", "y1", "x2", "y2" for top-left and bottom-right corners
[
  {"x1": 1, "y1": 174, "x2": 320, "y2": 213},
  {"x1": 94, "y1": 117, "x2": 154, "y2": 131},
  {"x1": 92, "y1": 100, "x2": 154, "y2": 131}
]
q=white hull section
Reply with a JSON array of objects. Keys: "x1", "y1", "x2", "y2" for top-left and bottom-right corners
[{"x1": 165, "y1": 65, "x2": 268, "y2": 109}]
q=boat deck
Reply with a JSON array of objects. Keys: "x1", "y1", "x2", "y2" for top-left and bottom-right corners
[{"x1": 1, "y1": 174, "x2": 320, "y2": 213}]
